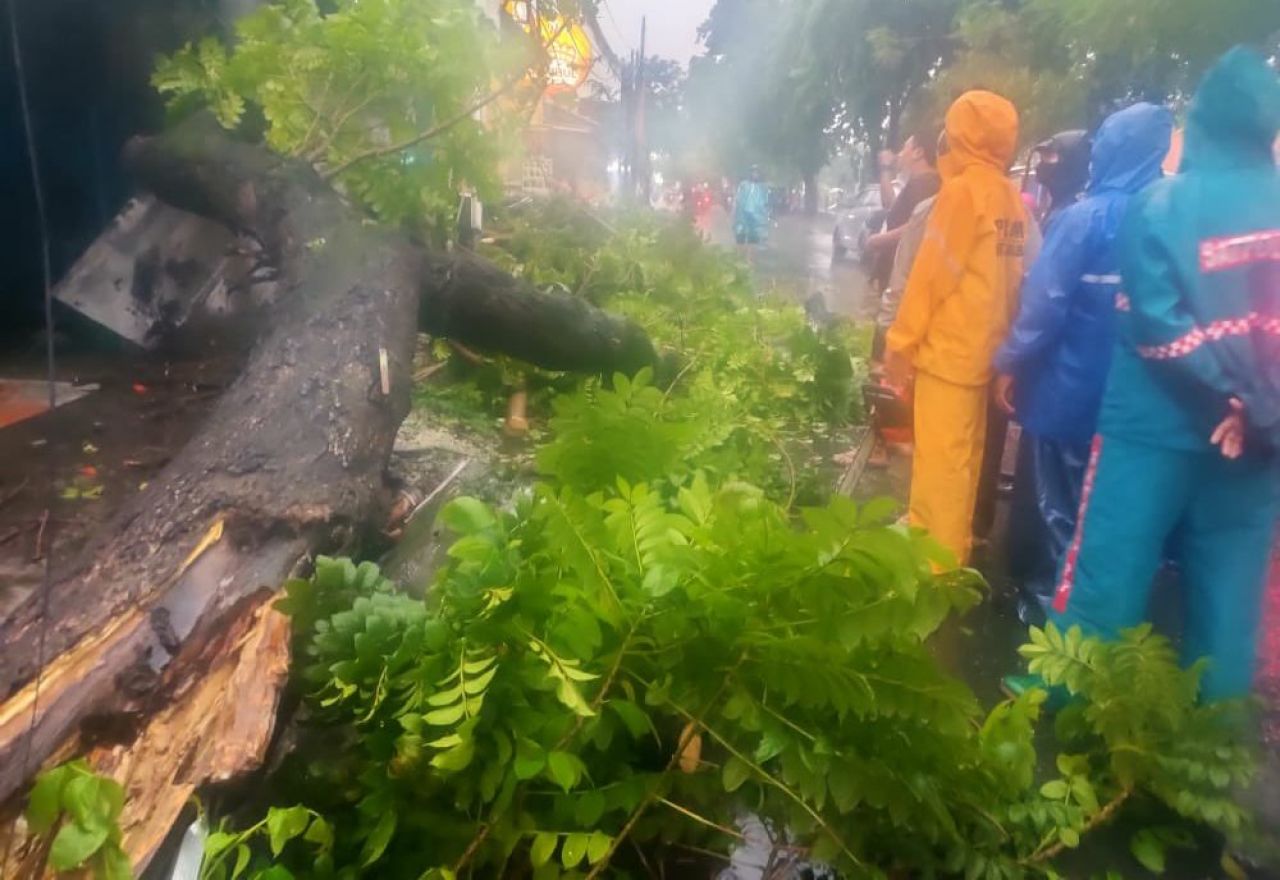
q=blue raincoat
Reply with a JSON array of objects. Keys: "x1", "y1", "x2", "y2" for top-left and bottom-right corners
[
  {"x1": 993, "y1": 103, "x2": 1173, "y2": 622},
  {"x1": 994, "y1": 103, "x2": 1175, "y2": 445},
  {"x1": 733, "y1": 179, "x2": 770, "y2": 245},
  {"x1": 1051, "y1": 48, "x2": 1280, "y2": 702}
]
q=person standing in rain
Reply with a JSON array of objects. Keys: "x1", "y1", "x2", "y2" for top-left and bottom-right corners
[
  {"x1": 733, "y1": 166, "x2": 771, "y2": 260},
  {"x1": 1046, "y1": 47, "x2": 1279, "y2": 703},
  {"x1": 885, "y1": 90, "x2": 1030, "y2": 565},
  {"x1": 867, "y1": 131, "x2": 942, "y2": 361},
  {"x1": 984, "y1": 129, "x2": 1093, "y2": 557},
  {"x1": 1030, "y1": 130, "x2": 1093, "y2": 224},
  {"x1": 992, "y1": 103, "x2": 1174, "y2": 626}
]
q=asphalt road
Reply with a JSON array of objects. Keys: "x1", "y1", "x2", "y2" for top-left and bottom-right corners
[{"x1": 706, "y1": 208, "x2": 876, "y2": 320}]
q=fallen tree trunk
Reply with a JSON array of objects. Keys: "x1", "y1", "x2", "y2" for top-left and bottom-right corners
[{"x1": 0, "y1": 116, "x2": 655, "y2": 869}]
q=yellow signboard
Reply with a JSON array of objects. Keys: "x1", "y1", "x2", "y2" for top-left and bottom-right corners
[{"x1": 502, "y1": 1, "x2": 594, "y2": 93}]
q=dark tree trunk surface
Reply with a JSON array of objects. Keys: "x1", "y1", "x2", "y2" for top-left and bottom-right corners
[{"x1": 0, "y1": 116, "x2": 656, "y2": 838}]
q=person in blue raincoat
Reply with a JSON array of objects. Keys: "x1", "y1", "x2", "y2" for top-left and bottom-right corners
[
  {"x1": 992, "y1": 103, "x2": 1175, "y2": 624},
  {"x1": 1033, "y1": 47, "x2": 1279, "y2": 704},
  {"x1": 733, "y1": 166, "x2": 771, "y2": 249}
]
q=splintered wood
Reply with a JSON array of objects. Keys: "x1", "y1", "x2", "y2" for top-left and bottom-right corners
[
  {"x1": 94, "y1": 594, "x2": 290, "y2": 872},
  {"x1": 3, "y1": 595, "x2": 290, "y2": 877}
]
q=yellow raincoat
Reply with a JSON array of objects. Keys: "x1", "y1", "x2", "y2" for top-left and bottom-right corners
[{"x1": 887, "y1": 91, "x2": 1029, "y2": 565}]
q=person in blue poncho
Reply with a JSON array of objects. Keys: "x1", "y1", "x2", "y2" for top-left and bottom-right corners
[
  {"x1": 1044, "y1": 47, "x2": 1280, "y2": 703},
  {"x1": 993, "y1": 102, "x2": 1175, "y2": 625},
  {"x1": 733, "y1": 166, "x2": 771, "y2": 253}
]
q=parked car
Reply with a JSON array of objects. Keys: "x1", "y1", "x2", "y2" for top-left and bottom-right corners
[{"x1": 831, "y1": 184, "x2": 894, "y2": 262}]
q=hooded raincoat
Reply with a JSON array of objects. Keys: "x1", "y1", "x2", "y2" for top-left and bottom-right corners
[
  {"x1": 887, "y1": 90, "x2": 1029, "y2": 564},
  {"x1": 733, "y1": 178, "x2": 770, "y2": 245},
  {"x1": 994, "y1": 102, "x2": 1174, "y2": 619},
  {"x1": 1052, "y1": 48, "x2": 1280, "y2": 701}
]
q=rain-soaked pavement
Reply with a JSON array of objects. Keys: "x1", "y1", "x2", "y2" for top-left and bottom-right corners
[{"x1": 706, "y1": 208, "x2": 876, "y2": 321}]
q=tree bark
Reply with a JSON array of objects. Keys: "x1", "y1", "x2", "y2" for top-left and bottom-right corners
[{"x1": 0, "y1": 115, "x2": 656, "y2": 846}]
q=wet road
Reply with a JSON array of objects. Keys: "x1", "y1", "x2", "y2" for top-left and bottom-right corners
[{"x1": 706, "y1": 208, "x2": 876, "y2": 320}]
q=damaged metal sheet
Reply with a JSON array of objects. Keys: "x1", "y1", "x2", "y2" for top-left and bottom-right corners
[{"x1": 52, "y1": 196, "x2": 272, "y2": 347}]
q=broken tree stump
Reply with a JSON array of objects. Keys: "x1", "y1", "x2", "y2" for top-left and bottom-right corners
[{"x1": 0, "y1": 115, "x2": 657, "y2": 870}]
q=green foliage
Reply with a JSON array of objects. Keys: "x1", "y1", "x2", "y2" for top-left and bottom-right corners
[
  {"x1": 208, "y1": 458, "x2": 1257, "y2": 879},
  {"x1": 693, "y1": 0, "x2": 1279, "y2": 171},
  {"x1": 24, "y1": 759, "x2": 131, "y2": 879},
  {"x1": 535, "y1": 369, "x2": 730, "y2": 493},
  {"x1": 906, "y1": 0, "x2": 1085, "y2": 144},
  {"x1": 242, "y1": 482, "x2": 1004, "y2": 878},
  {"x1": 1022, "y1": 623, "x2": 1256, "y2": 838},
  {"x1": 200, "y1": 805, "x2": 334, "y2": 879},
  {"x1": 153, "y1": 0, "x2": 516, "y2": 240},
  {"x1": 1030, "y1": 0, "x2": 1280, "y2": 106},
  {"x1": 436, "y1": 202, "x2": 864, "y2": 506}
]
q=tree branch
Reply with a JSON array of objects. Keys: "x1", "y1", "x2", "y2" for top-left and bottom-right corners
[{"x1": 322, "y1": 19, "x2": 569, "y2": 181}]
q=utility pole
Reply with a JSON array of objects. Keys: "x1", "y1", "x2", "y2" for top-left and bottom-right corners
[{"x1": 635, "y1": 16, "x2": 648, "y2": 202}]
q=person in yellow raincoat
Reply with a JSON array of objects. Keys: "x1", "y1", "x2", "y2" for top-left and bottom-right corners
[{"x1": 886, "y1": 91, "x2": 1030, "y2": 565}]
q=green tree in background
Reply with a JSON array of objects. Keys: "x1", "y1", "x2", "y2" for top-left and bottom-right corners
[{"x1": 690, "y1": 0, "x2": 1280, "y2": 183}]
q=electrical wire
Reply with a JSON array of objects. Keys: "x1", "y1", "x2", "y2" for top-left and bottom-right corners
[
  {"x1": 2, "y1": 0, "x2": 59, "y2": 872},
  {"x1": 600, "y1": 0, "x2": 632, "y2": 55}
]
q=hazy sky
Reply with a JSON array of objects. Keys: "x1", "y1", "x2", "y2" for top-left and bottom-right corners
[{"x1": 596, "y1": 0, "x2": 716, "y2": 66}]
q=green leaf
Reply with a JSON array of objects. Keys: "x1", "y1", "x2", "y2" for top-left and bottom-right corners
[
  {"x1": 267, "y1": 806, "x2": 311, "y2": 856},
  {"x1": 25, "y1": 763, "x2": 73, "y2": 834},
  {"x1": 440, "y1": 497, "x2": 497, "y2": 534},
  {"x1": 49, "y1": 821, "x2": 109, "y2": 870},
  {"x1": 430, "y1": 738, "x2": 476, "y2": 772},
  {"x1": 1058, "y1": 827, "x2": 1080, "y2": 849},
  {"x1": 586, "y1": 831, "x2": 613, "y2": 864},
  {"x1": 515, "y1": 738, "x2": 546, "y2": 780},
  {"x1": 303, "y1": 815, "x2": 335, "y2": 851},
  {"x1": 722, "y1": 756, "x2": 751, "y2": 793},
  {"x1": 560, "y1": 832, "x2": 589, "y2": 868},
  {"x1": 256, "y1": 868, "x2": 296, "y2": 880},
  {"x1": 64, "y1": 772, "x2": 123, "y2": 830},
  {"x1": 531, "y1": 831, "x2": 559, "y2": 867},
  {"x1": 547, "y1": 751, "x2": 583, "y2": 792},
  {"x1": 1039, "y1": 780, "x2": 1069, "y2": 800},
  {"x1": 447, "y1": 535, "x2": 498, "y2": 563},
  {"x1": 205, "y1": 831, "x2": 237, "y2": 860},
  {"x1": 574, "y1": 790, "x2": 606, "y2": 826},
  {"x1": 1131, "y1": 829, "x2": 1166, "y2": 874},
  {"x1": 361, "y1": 810, "x2": 397, "y2": 867},
  {"x1": 1071, "y1": 776, "x2": 1100, "y2": 814},
  {"x1": 99, "y1": 844, "x2": 133, "y2": 880},
  {"x1": 424, "y1": 702, "x2": 468, "y2": 726},
  {"x1": 609, "y1": 700, "x2": 654, "y2": 740},
  {"x1": 642, "y1": 564, "x2": 679, "y2": 596},
  {"x1": 232, "y1": 843, "x2": 252, "y2": 879},
  {"x1": 555, "y1": 678, "x2": 596, "y2": 717}
]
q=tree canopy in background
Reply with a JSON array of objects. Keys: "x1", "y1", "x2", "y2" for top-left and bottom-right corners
[{"x1": 685, "y1": 0, "x2": 1280, "y2": 190}]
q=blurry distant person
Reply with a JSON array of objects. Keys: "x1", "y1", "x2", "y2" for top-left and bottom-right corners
[
  {"x1": 994, "y1": 103, "x2": 1174, "y2": 625},
  {"x1": 1047, "y1": 48, "x2": 1279, "y2": 702},
  {"x1": 733, "y1": 166, "x2": 771, "y2": 262},
  {"x1": 886, "y1": 91, "x2": 1030, "y2": 565},
  {"x1": 869, "y1": 131, "x2": 942, "y2": 361}
]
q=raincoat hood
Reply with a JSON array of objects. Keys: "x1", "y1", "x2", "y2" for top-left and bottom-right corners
[
  {"x1": 944, "y1": 90, "x2": 1020, "y2": 174},
  {"x1": 1182, "y1": 46, "x2": 1280, "y2": 172},
  {"x1": 1036, "y1": 130, "x2": 1091, "y2": 206},
  {"x1": 1089, "y1": 102, "x2": 1175, "y2": 196}
]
